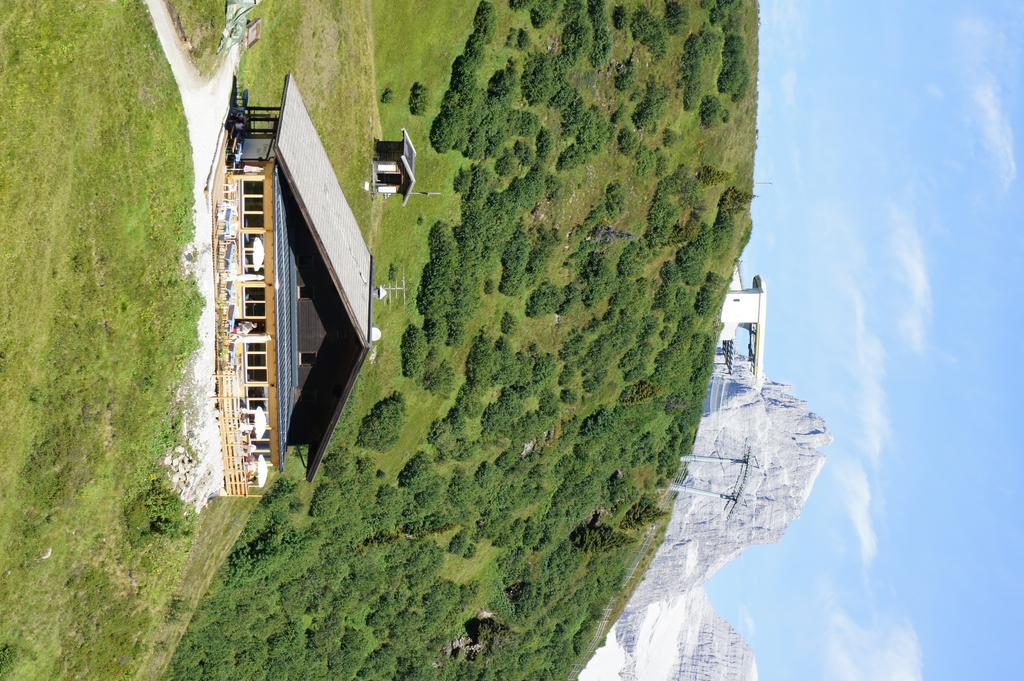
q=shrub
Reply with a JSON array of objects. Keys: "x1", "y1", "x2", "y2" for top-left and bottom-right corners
[
  {"x1": 699, "y1": 94, "x2": 726, "y2": 128},
  {"x1": 125, "y1": 477, "x2": 192, "y2": 541},
  {"x1": 530, "y1": 0, "x2": 562, "y2": 28},
  {"x1": 718, "y1": 34, "x2": 750, "y2": 101},
  {"x1": 697, "y1": 164, "x2": 730, "y2": 186},
  {"x1": 526, "y1": 281, "x2": 562, "y2": 317},
  {"x1": 621, "y1": 495, "x2": 664, "y2": 529},
  {"x1": 409, "y1": 82, "x2": 429, "y2": 115},
  {"x1": 611, "y1": 4, "x2": 626, "y2": 29},
  {"x1": 380, "y1": 87, "x2": 393, "y2": 104},
  {"x1": 617, "y1": 126, "x2": 639, "y2": 155},
  {"x1": 357, "y1": 392, "x2": 407, "y2": 450},
  {"x1": 664, "y1": 1, "x2": 688, "y2": 34},
  {"x1": 400, "y1": 325, "x2": 428, "y2": 378},
  {"x1": 630, "y1": 7, "x2": 668, "y2": 57},
  {"x1": 588, "y1": 0, "x2": 612, "y2": 67},
  {"x1": 662, "y1": 127, "x2": 677, "y2": 146},
  {"x1": 500, "y1": 311, "x2": 519, "y2": 335},
  {"x1": 614, "y1": 52, "x2": 637, "y2": 91},
  {"x1": 521, "y1": 53, "x2": 560, "y2": 105},
  {"x1": 603, "y1": 181, "x2": 625, "y2": 217},
  {"x1": 632, "y1": 78, "x2": 670, "y2": 130},
  {"x1": 499, "y1": 227, "x2": 530, "y2": 296},
  {"x1": 535, "y1": 126, "x2": 554, "y2": 162},
  {"x1": 422, "y1": 361, "x2": 456, "y2": 396},
  {"x1": 679, "y1": 28, "x2": 718, "y2": 110}
]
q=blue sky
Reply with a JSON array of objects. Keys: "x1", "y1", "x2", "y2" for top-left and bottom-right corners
[{"x1": 705, "y1": 1, "x2": 1024, "y2": 679}]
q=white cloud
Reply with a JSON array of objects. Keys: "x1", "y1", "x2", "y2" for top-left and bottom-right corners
[
  {"x1": 833, "y1": 459, "x2": 877, "y2": 567},
  {"x1": 739, "y1": 605, "x2": 756, "y2": 638},
  {"x1": 972, "y1": 79, "x2": 1017, "y2": 189},
  {"x1": 826, "y1": 610, "x2": 923, "y2": 681},
  {"x1": 766, "y1": 0, "x2": 806, "y2": 57},
  {"x1": 957, "y1": 17, "x2": 1018, "y2": 190},
  {"x1": 887, "y1": 206, "x2": 932, "y2": 353},
  {"x1": 847, "y1": 287, "x2": 889, "y2": 466}
]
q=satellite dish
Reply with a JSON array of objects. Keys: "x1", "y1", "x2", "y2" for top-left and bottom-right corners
[
  {"x1": 375, "y1": 285, "x2": 388, "y2": 300},
  {"x1": 370, "y1": 327, "x2": 382, "y2": 342}
]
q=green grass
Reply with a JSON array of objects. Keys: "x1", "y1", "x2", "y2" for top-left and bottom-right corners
[
  {"x1": 135, "y1": 496, "x2": 260, "y2": 680},
  {"x1": 168, "y1": 0, "x2": 227, "y2": 74},
  {"x1": 0, "y1": 3, "x2": 228, "y2": 679}
]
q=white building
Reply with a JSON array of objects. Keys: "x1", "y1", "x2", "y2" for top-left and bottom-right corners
[{"x1": 718, "y1": 268, "x2": 767, "y2": 384}]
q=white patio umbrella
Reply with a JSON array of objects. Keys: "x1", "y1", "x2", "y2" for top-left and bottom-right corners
[
  {"x1": 252, "y1": 237, "x2": 265, "y2": 270},
  {"x1": 255, "y1": 455, "x2": 269, "y2": 487},
  {"x1": 253, "y1": 406, "x2": 268, "y2": 439}
]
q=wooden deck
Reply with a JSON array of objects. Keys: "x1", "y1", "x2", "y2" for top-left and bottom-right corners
[{"x1": 210, "y1": 143, "x2": 280, "y2": 497}]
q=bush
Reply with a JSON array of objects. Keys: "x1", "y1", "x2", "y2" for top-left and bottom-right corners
[
  {"x1": 409, "y1": 82, "x2": 429, "y2": 115},
  {"x1": 614, "y1": 52, "x2": 636, "y2": 91},
  {"x1": 526, "y1": 281, "x2": 562, "y2": 317},
  {"x1": 400, "y1": 325, "x2": 428, "y2": 378},
  {"x1": 500, "y1": 311, "x2": 519, "y2": 335},
  {"x1": 679, "y1": 28, "x2": 718, "y2": 110},
  {"x1": 630, "y1": 7, "x2": 668, "y2": 57},
  {"x1": 535, "y1": 126, "x2": 554, "y2": 161},
  {"x1": 499, "y1": 227, "x2": 530, "y2": 296},
  {"x1": 521, "y1": 52, "x2": 560, "y2": 106},
  {"x1": 699, "y1": 94, "x2": 726, "y2": 128},
  {"x1": 125, "y1": 477, "x2": 192, "y2": 541},
  {"x1": 611, "y1": 4, "x2": 626, "y2": 29},
  {"x1": 664, "y1": 1, "x2": 688, "y2": 34},
  {"x1": 422, "y1": 361, "x2": 456, "y2": 396},
  {"x1": 617, "y1": 126, "x2": 639, "y2": 155},
  {"x1": 356, "y1": 393, "x2": 407, "y2": 450},
  {"x1": 380, "y1": 87, "x2": 393, "y2": 104},
  {"x1": 632, "y1": 78, "x2": 670, "y2": 130},
  {"x1": 718, "y1": 34, "x2": 750, "y2": 101},
  {"x1": 697, "y1": 164, "x2": 730, "y2": 186}
]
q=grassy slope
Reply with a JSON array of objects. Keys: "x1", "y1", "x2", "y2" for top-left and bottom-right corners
[
  {"x1": 0, "y1": 3, "x2": 249, "y2": 679},
  {"x1": 168, "y1": 0, "x2": 227, "y2": 74},
  {"x1": 167, "y1": 0, "x2": 759, "y2": 678}
]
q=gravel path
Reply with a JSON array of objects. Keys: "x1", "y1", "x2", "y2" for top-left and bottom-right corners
[{"x1": 145, "y1": 0, "x2": 239, "y2": 509}]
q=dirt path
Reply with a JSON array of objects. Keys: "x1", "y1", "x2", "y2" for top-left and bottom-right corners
[{"x1": 144, "y1": 0, "x2": 239, "y2": 509}]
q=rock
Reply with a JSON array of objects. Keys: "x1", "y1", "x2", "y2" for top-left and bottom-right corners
[
  {"x1": 162, "y1": 455, "x2": 172, "y2": 466},
  {"x1": 40, "y1": 547, "x2": 52, "y2": 560},
  {"x1": 582, "y1": 364, "x2": 830, "y2": 680},
  {"x1": 174, "y1": 445, "x2": 186, "y2": 454}
]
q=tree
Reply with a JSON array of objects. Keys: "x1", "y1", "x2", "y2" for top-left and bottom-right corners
[
  {"x1": 357, "y1": 393, "x2": 407, "y2": 450},
  {"x1": 380, "y1": 87, "x2": 393, "y2": 104}
]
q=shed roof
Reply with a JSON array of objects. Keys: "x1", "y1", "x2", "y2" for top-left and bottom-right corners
[{"x1": 274, "y1": 74, "x2": 372, "y2": 346}]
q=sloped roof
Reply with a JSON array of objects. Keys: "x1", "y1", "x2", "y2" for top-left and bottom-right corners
[{"x1": 274, "y1": 74, "x2": 372, "y2": 346}]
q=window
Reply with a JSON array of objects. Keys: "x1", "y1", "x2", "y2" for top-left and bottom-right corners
[
  {"x1": 243, "y1": 212, "x2": 265, "y2": 229},
  {"x1": 243, "y1": 195, "x2": 264, "y2": 213},
  {"x1": 242, "y1": 180, "x2": 263, "y2": 196},
  {"x1": 243, "y1": 286, "x2": 266, "y2": 319},
  {"x1": 246, "y1": 368, "x2": 268, "y2": 383},
  {"x1": 300, "y1": 352, "x2": 316, "y2": 366}
]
